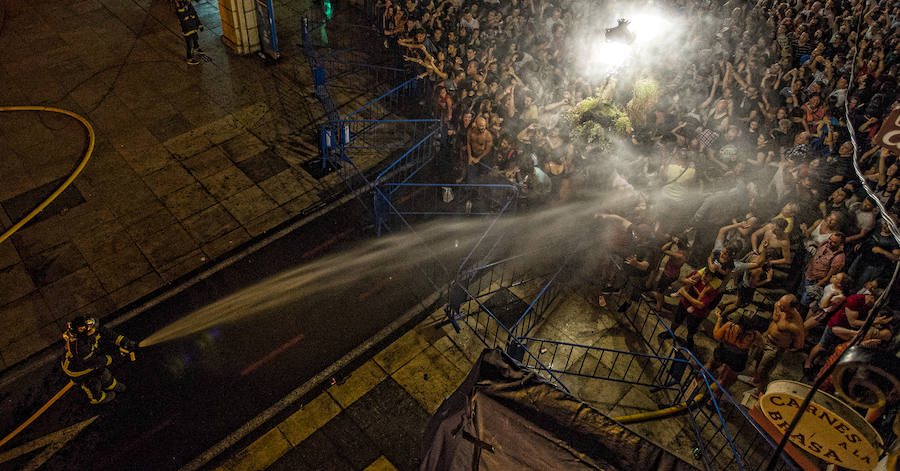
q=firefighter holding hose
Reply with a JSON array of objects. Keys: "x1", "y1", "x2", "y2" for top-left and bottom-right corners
[{"x1": 61, "y1": 317, "x2": 137, "y2": 405}]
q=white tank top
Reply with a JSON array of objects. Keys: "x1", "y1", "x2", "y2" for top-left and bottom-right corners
[{"x1": 805, "y1": 223, "x2": 832, "y2": 253}]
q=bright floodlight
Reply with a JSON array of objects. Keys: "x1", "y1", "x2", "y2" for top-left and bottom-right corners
[
  {"x1": 604, "y1": 19, "x2": 635, "y2": 44},
  {"x1": 581, "y1": 7, "x2": 679, "y2": 77},
  {"x1": 627, "y1": 11, "x2": 672, "y2": 44},
  {"x1": 590, "y1": 40, "x2": 631, "y2": 69}
]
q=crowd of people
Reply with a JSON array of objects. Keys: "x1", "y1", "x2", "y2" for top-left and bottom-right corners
[{"x1": 371, "y1": 0, "x2": 900, "y2": 448}]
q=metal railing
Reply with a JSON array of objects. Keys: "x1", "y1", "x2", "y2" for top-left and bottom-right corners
[
  {"x1": 375, "y1": 183, "x2": 517, "y2": 234},
  {"x1": 612, "y1": 281, "x2": 800, "y2": 471},
  {"x1": 508, "y1": 259, "x2": 570, "y2": 340},
  {"x1": 449, "y1": 248, "x2": 800, "y2": 471},
  {"x1": 333, "y1": 118, "x2": 437, "y2": 149},
  {"x1": 614, "y1": 286, "x2": 680, "y2": 358},
  {"x1": 344, "y1": 78, "x2": 425, "y2": 121},
  {"x1": 454, "y1": 284, "x2": 570, "y2": 392},
  {"x1": 518, "y1": 337, "x2": 684, "y2": 392},
  {"x1": 673, "y1": 348, "x2": 797, "y2": 471},
  {"x1": 319, "y1": 57, "x2": 410, "y2": 92}
]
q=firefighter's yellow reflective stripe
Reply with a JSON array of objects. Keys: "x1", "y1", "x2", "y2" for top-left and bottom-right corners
[
  {"x1": 91, "y1": 392, "x2": 106, "y2": 404},
  {"x1": 104, "y1": 378, "x2": 117, "y2": 391},
  {"x1": 184, "y1": 30, "x2": 197, "y2": 36},
  {"x1": 83, "y1": 350, "x2": 94, "y2": 360},
  {"x1": 120, "y1": 348, "x2": 136, "y2": 361},
  {"x1": 80, "y1": 385, "x2": 106, "y2": 404},
  {"x1": 61, "y1": 360, "x2": 93, "y2": 378},
  {"x1": 104, "y1": 355, "x2": 112, "y2": 366},
  {"x1": 115, "y1": 335, "x2": 124, "y2": 346}
]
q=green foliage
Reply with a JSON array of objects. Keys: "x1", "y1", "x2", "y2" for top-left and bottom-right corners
[
  {"x1": 564, "y1": 93, "x2": 630, "y2": 151},
  {"x1": 614, "y1": 116, "x2": 631, "y2": 135},
  {"x1": 626, "y1": 78, "x2": 659, "y2": 129},
  {"x1": 632, "y1": 78, "x2": 659, "y2": 105}
]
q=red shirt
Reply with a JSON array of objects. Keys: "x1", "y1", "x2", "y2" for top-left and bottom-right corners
[
  {"x1": 680, "y1": 271, "x2": 720, "y2": 318},
  {"x1": 663, "y1": 250, "x2": 685, "y2": 278},
  {"x1": 827, "y1": 293, "x2": 869, "y2": 329}
]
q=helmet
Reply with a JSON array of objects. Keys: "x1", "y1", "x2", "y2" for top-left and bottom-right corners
[{"x1": 66, "y1": 316, "x2": 97, "y2": 336}]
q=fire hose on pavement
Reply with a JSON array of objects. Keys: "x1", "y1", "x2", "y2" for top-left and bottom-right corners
[{"x1": 0, "y1": 106, "x2": 95, "y2": 448}]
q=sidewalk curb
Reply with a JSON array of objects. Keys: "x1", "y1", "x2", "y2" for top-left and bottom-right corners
[
  {"x1": 181, "y1": 290, "x2": 444, "y2": 471},
  {"x1": 0, "y1": 182, "x2": 365, "y2": 390}
]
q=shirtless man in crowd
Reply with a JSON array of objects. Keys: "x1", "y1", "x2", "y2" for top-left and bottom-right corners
[
  {"x1": 461, "y1": 116, "x2": 493, "y2": 210},
  {"x1": 750, "y1": 218, "x2": 792, "y2": 267},
  {"x1": 466, "y1": 116, "x2": 493, "y2": 175},
  {"x1": 751, "y1": 294, "x2": 805, "y2": 394}
]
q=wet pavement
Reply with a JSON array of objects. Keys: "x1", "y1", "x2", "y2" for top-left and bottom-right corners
[
  {"x1": 0, "y1": 194, "x2": 446, "y2": 470},
  {"x1": 0, "y1": 0, "x2": 388, "y2": 371}
]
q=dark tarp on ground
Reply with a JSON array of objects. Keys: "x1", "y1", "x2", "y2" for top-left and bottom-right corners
[{"x1": 420, "y1": 348, "x2": 698, "y2": 471}]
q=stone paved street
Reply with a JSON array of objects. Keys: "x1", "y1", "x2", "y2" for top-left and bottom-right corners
[{"x1": 0, "y1": 0, "x2": 377, "y2": 370}]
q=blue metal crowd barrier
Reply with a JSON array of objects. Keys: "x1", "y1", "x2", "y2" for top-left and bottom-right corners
[
  {"x1": 305, "y1": 4, "x2": 799, "y2": 469},
  {"x1": 376, "y1": 183, "x2": 517, "y2": 239},
  {"x1": 517, "y1": 337, "x2": 684, "y2": 392},
  {"x1": 344, "y1": 78, "x2": 426, "y2": 121},
  {"x1": 508, "y1": 260, "x2": 569, "y2": 340},
  {"x1": 449, "y1": 253, "x2": 800, "y2": 470},
  {"x1": 319, "y1": 57, "x2": 410, "y2": 92},
  {"x1": 451, "y1": 282, "x2": 570, "y2": 392},
  {"x1": 675, "y1": 347, "x2": 797, "y2": 471},
  {"x1": 613, "y1": 283, "x2": 800, "y2": 471},
  {"x1": 334, "y1": 118, "x2": 437, "y2": 150}
]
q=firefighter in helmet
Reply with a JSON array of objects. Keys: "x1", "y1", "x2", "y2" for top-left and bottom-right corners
[{"x1": 61, "y1": 316, "x2": 137, "y2": 404}]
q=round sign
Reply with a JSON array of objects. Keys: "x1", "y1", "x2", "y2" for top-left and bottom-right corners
[{"x1": 759, "y1": 380, "x2": 883, "y2": 471}]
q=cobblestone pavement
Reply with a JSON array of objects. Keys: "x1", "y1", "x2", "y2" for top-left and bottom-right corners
[{"x1": 0, "y1": 0, "x2": 382, "y2": 371}]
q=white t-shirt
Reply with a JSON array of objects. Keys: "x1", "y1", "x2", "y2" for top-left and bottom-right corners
[
  {"x1": 460, "y1": 16, "x2": 479, "y2": 30},
  {"x1": 849, "y1": 202, "x2": 876, "y2": 234},
  {"x1": 661, "y1": 163, "x2": 696, "y2": 202},
  {"x1": 819, "y1": 283, "x2": 845, "y2": 313}
]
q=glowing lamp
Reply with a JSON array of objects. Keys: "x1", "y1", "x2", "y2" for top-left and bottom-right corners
[{"x1": 604, "y1": 19, "x2": 635, "y2": 45}]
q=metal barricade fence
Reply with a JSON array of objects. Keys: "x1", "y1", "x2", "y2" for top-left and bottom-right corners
[
  {"x1": 319, "y1": 57, "x2": 410, "y2": 92},
  {"x1": 454, "y1": 284, "x2": 570, "y2": 392},
  {"x1": 344, "y1": 78, "x2": 425, "y2": 122},
  {"x1": 613, "y1": 281, "x2": 800, "y2": 471},
  {"x1": 449, "y1": 250, "x2": 800, "y2": 470},
  {"x1": 371, "y1": 123, "x2": 437, "y2": 182},
  {"x1": 375, "y1": 183, "x2": 517, "y2": 234},
  {"x1": 370, "y1": 184, "x2": 518, "y2": 285},
  {"x1": 508, "y1": 255, "x2": 574, "y2": 340},
  {"x1": 320, "y1": 119, "x2": 438, "y2": 201},
  {"x1": 301, "y1": 18, "x2": 341, "y2": 123},
  {"x1": 448, "y1": 253, "x2": 536, "y2": 321},
  {"x1": 673, "y1": 348, "x2": 798, "y2": 471},
  {"x1": 614, "y1": 286, "x2": 680, "y2": 358},
  {"x1": 517, "y1": 337, "x2": 685, "y2": 392},
  {"x1": 333, "y1": 118, "x2": 437, "y2": 150}
]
